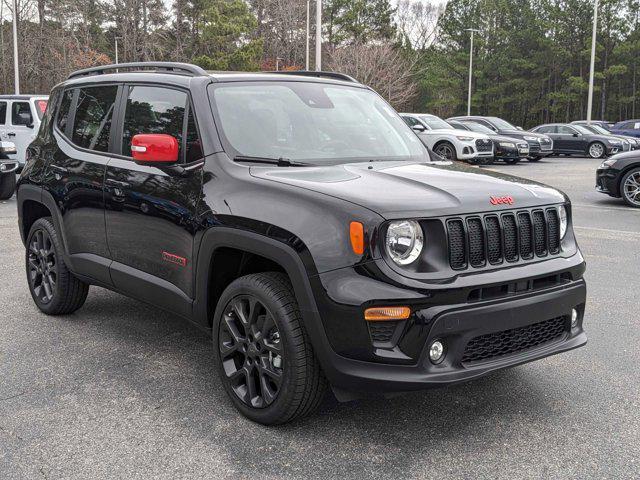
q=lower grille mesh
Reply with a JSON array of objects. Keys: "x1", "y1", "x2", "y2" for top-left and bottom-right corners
[
  {"x1": 369, "y1": 322, "x2": 399, "y2": 343},
  {"x1": 462, "y1": 316, "x2": 567, "y2": 363}
]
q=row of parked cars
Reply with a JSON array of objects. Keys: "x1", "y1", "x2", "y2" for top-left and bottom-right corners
[{"x1": 400, "y1": 113, "x2": 640, "y2": 164}]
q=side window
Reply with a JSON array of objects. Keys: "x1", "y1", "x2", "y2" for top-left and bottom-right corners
[
  {"x1": 184, "y1": 108, "x2": 203, "y2": 163},
  {"x1": 0, "y1": 101, "x2": 6, "y2": 124},
  {"x1": 634, "y1": 122, "x2": 640, "y2": 130},
  {"x1": 557, "y1": 125, "x2": 574, "y2": 134},
  {"x1": 11, "y1": 102, "x2": 33, "y2": 126},
  {"x1": 72, "y1": 86, "x2": 118, "y2": 152},
  {"x1": 403, "y1": 116, "x2": 418, "y2": 127},
  {"x1": 122, "y1": 86, "x2": 187, "y2": 159},
  {"x1": 56, "y1": 90, "x2": 74, "y2": 134}
]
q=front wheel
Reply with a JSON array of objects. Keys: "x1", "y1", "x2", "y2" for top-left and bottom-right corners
[
  {"x1": 588, "y1": 142, "x2": 606, "y2": 158},
  {"x1": 433, "y1": 142, "x2": 458, "y2": 161},
  {"x1": 212, "y1": 272, "x2": 327, "y2": 425},
  {"x1": 0, "y1": 173, "x2": 16, "y2": 200},
  {"x1": 620, "y1": 167, "x2": 640, "y2": 207},
  {"x1": 26, "y1": 217, "x2": 89, "y2": 314},
  {"x1": 527, "y1": 156, "x2": 541, "y2": 162},
  {"x1": 503, "y1": 158, "x2": 520, "y2": 165}
]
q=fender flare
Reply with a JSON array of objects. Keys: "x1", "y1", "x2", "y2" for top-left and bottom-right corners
[
  {"x1": 192, "y1": 227, "x2": 339, "y2": 374},
  {"x1": 17, "y1": 185, "x2": 70, "y2": 255}
]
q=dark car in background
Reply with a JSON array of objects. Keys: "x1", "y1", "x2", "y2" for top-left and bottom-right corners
[
  {"x1": 448, "y1": 119, "x2": 529, "y2": 164},
  {"x1": 573, "y1": 122, "x2": 639, "y2": 150},
  {"x1": 610, "y1": 119, "x2": 640, "y2": 138},
  {"x1": 596, "y1": 151, "x2": 640, "y2": 207},
  {"x1": 447, "y1": 115, "x2": 554, "y2": 161},
  {"x1": 530, "y1": 123, "x2": 629, "y2": 158},
  {"x1": 571, "y1": 120, "x2": 615, "y2": 131}
]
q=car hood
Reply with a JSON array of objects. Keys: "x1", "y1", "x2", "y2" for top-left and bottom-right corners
[
  {"x1": 250, "y1": 160, "x2": 565, "y2": 219},
  {"x1": 425, "y1": 128, "x2": 489, "y2": 139}
]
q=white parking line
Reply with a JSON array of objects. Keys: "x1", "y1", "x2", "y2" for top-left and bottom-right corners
[{"x1": 572, "y1": 203, "x2": 640, "y2": 213}]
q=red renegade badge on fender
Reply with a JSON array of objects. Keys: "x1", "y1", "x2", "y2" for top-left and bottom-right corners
[{"x1": 490, "y1": 195, "x2": 514, "y2": 205}]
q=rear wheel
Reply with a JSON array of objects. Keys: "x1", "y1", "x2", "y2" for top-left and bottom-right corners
[
  {"x1": 213, "y1": 272, "x2": 327, "y2": 424},
  {"x1": 620, "y1": 167, "x2": 640, "y2": 208},
  {"x1": 433, "y1": 142, "x2": 458, "y2": 161},
  {"x1": 503, "y1": 158, "x2": 520, "y2": 165},
  {"x1": 588, "y1": 142, "x2": 606, "y2": 158},
  {"x1": 26, "y1": 217, "x2": 89, "y2": 315},
  {"x1": 0, "y1": 173, "x2": 16, "y2": 200}
]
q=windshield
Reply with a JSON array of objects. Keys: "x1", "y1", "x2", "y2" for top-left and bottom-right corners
[
  {"x1": 418, "y1": 115, "x2": 451, "y2": 130},
  {"x1": 489, "y1": 117, "x2": 517, "y2": 130},
  {"x1": 588, "y1": 125, "x2": 610, "y2": 135},
  {"x1": 573, "y1": 125, "x2": 594, "y2": 135},
  {"x1": 463, "y1": 122, "x2": 494, "y2": 135},
  {"x1": 209, "y1": 82, "x2": 427, "y2": 164}
]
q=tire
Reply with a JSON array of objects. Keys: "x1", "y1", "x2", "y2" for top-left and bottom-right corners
[
  {"x1": 212, "y1": 272, "x2": 327, "y2": 425},
  {"x1": 620, "y1": 167, "x2": 640, "y2": 208},
  {"x1": 25, "y1": 217, "x2": 89, "y2": 315},
  {"x1": 0, "y1": 173, "x2": 16, "y2": 200},
  {"x1": 433, "y1": 142, "x2": 458, "y2": 161},
  {"x1": 527, "y1": 156, "x2": 541, "y2": 162},
  {"x1": 503, "y1": 158, "x2": 520, "y2": 165},
  {"x1": 588, "y1": 142, "x2": 606, "y2": 158}
]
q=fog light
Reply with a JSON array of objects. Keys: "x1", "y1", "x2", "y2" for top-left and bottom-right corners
[
  {"x1": 571, "y1": 308, "x2": 579, "y2": 327},
  {"x1": 429, "y1": 340, "x2": 445, "y2": 364}
]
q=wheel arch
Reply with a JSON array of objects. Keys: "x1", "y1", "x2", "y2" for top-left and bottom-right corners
[
  {"x1": 617, "y1": 164, "x2": 640, "y2": 197},
  {"x1": 17, "y1": 185, "x2": 69, "y2": 253}
]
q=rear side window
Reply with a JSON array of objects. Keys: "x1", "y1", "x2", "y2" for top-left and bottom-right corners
[
  {"x1": 121, "y1": 85, "x2": 200, "y2": 162},
  {"x1": 12, "y1": 102, "x2": 33, "y2": 126},
  {"x1": 72, "y1": 86, "x2": 118, "y2": 152},
  {"x1": 56, "y1": 90, "x2": 74, "y2": 133},
  {"x1": 0, "y1": 102, "x2": 6, "y2": 125}
]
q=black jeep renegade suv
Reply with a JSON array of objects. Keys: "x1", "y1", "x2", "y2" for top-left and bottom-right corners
[{"x1": 17, "y1": 62, "x2": 587, "y2": 424}]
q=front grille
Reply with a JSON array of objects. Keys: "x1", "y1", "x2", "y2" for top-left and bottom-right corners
[
  {"x1": 461, "y1": 316, "x2": 567, "y2": 363},
  {"x1": 446, "y1": 209, "x2": 562, "y2": 270},
  {"x1": 528, "y1": 143, "x2": 541, "y2": 153},
  {"x1": 369, "y1": 321, "x2": 399, "y2": 343},
  {"x1": 475, "y1": 139, "x2": 493, "y2": 153},
  {"x1": 539, "y1": 138, "x2": 553, "y2": 151}
]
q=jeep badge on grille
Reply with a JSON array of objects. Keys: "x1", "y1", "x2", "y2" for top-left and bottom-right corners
[{"x1": 490, "y1": 195, "x2": 514, "y2": 205}]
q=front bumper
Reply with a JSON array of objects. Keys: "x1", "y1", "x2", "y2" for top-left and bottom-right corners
[
  {"x1": 457, "y1": 140, "x2": 494, "y2": 160},
  {"x1": 309, "y1": 256, "x2": 587, "y2": 394},
  {"x1": 595, "y1": 167, "x2": 620, "y2": 196}
]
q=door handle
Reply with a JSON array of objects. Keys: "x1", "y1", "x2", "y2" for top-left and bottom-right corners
[
  {"x1": 7, "y1": 132, "x2": 16, "y2": 137},
  {"x1": 105, "y1": 179, "x2": 130, "y2": 188}
]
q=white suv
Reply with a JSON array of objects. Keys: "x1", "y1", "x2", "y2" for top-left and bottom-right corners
[
  {"x1": 0, "y1": 95, "x2": 49, "y2": 169},
  {"x1": 401, "y1": 113, "x2": 494, "y2": 163}
]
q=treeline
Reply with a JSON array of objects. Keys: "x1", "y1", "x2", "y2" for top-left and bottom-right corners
[{"x1": 1, "y1": 0, "x2": 639, "y2": 126}]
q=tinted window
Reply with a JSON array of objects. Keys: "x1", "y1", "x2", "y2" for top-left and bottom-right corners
[
  {"x1": 0, "y1": 102, "x2": 6, "y2": 125},
  {"x1": 122, "y1": 86, "x2": 187, "y2": 158},
  {"x1": 72, "y1": 86, "x2": 117, "y2": 152},
  {"x1": 557, "y1": 125, "x2": 576, "y2": 134},
  {"x1": 11, "y1": 102, "x2": 32, "y2": 126},
  {"x1": 537, "y1": 126, "x2": 555, "y2": 134},
  {"x1": 56, "y1": 90, "x2": 74, "y2": 133},
  {"x1": 184, "y1": 108, "x2": 202, "y2": 163}
]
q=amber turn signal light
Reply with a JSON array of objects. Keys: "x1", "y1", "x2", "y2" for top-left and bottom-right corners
[
  {"x1": 364, "y1": 306, "x2": 411, "y2": 322},
  {"x1": 350, "y1": 221, "x2": 364, "y2": 255}
]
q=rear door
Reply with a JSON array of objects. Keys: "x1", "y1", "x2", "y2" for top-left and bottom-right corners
[
  {"x1": 44, "y1": 85, "x2": 119, "y2": 285},
  {"x1": 104, "y1": 84, "x2": 204, "y2": 311}
]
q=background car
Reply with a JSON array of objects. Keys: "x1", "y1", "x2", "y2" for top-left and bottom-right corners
[
  {"x1": 530, "y1": 123, "x2": 629, "y2": 158},
  {"x1": 447, "y1": 115, "x2": 554, "y2": 161},
  {"x1": 596, "y1": 151, "x2": 640, "y2": 207},
  {"x1": 571, "y1": 120, "x2": 616, "y2": 131},
  {"x1": 448, "y1": 119, "x2": 529, "y2": 164},
  {"x1": 610, "y1": 119, "x2": 640, "y2": 138},
  {"x1": 401, "y1": 113, "x2": 493, "y2": 163},
  {"x1": 0, "y1": 95, "x2": 49, "y2": 170},
  {"x1": 0, "y1": 141, "x2": 18, "y2": 200},
  {"x1": 572, "y1": 122, "x2": 640, "y2": 150}
]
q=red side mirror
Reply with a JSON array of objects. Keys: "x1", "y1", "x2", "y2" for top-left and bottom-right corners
[{"x1": 131, "y1": 134, "x2": 179, "y2": 164}]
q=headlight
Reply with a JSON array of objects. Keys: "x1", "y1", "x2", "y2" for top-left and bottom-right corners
[
  {"x1": 600, "y1": 158, "x2": 617, "y2": 169},
  {"x1": 499, "y1": 141, "x2": 516, "y2": 148},
  {"x1": 523, "y1": 136, "x2": 539, "y2": 141},
  {"x1": 608, "y1": 139, "x2": 621, "y2": 145},
  {"x1": 558, "y1": 205, "x2": 568, "y2": 239},
  {"x1": 385, "y1": 220, "x2": 424, "y2": 265},
  {"x1": 455, "y1": 136, "x2": 474, "y2": 142}
]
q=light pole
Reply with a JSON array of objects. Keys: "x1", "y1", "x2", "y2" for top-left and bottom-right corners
[
  {"x1": 306, "y1": 0, "x2": 310, "y2": 70},
  {"x1": 587, "y1": 0, "x2": 599, "y2": 124},
  {"x1": 115, "y1": 36, "x2": 122, "y2": 64},
  {"x1": 465, "y1": 28, "x2": 480, "y2": 117},
  {"x1": 315, "y1": 0, "x2": 322, "y2": 71},
  {"x1": 12, "y1": 0, "x2": 20, "y2": 94}
]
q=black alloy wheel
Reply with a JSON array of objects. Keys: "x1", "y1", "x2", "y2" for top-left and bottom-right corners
[
  {"x1": 28, "y1": 228, "x2": 57, "y2": 304},
  {"x1": 219, "y1": 294, "x2": 284, "y2": 408}
]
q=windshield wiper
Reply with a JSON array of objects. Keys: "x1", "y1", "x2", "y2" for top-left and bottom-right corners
[{"x1": 233, "y1": 155, "x2": 311, "y2": 167}]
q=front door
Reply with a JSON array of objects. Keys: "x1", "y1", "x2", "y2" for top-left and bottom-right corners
[
  {"x1": 44, "y1": 85, "x2": 119, "y2": 285},
  {"x1": 556, "y1": 125, "x2": 584, "y2": 152},
  {"x1": 104, "y1": 85, "x2": 203, "y2": 306}
]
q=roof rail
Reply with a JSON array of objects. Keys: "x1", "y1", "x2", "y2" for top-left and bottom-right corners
[
  {"x1": 67, "y1": 62, "x2": 208, "y2": 80},
  {"x1": 267, "y1": 70, "x2": 358, "y2": 83}
]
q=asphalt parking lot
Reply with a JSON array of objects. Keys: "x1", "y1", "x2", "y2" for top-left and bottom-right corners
[{"x1": 1, "y1": 157, "x2": 639, "y2": 479}]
